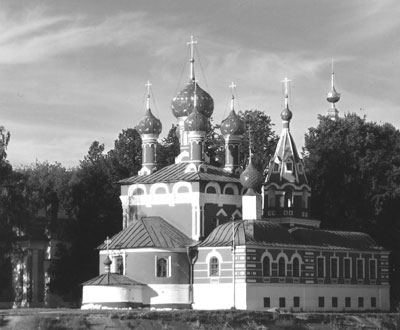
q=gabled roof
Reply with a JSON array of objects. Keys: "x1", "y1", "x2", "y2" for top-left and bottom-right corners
[
  {"x1": 118, "y1": 162, "x2": 240, "y2": 185},
  {"x1": 82, "y1": 273, "x2": 143, "y2": 286},
  {"x1": 98, "y1": 216, "x2": 195, "y2": 250},
  {"x1": 265, "y1": 127, "x2": 308, "y2": 186},
  {"x1": 199, "y1": 220, "x2": 385, "y2": 251}
]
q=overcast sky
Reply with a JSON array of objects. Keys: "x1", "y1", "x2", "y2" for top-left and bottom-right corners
[{"x1": 1, "y1": 0, "x2": 399, "y2": 168}]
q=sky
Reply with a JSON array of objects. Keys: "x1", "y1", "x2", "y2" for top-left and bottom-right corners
[{"x1": 1, "y1": 0, "x2": 399, "y2": 168}]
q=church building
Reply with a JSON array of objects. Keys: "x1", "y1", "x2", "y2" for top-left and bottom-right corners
[{"x1": 81, "y1": 38, "x2": 390, "y2": 311}]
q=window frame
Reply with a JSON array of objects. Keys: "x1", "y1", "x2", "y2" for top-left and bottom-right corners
[
  {"x1": 156, "y1": 256, "x2": 170, "y2": 278},
  {"x1": 318, "y1": 297, "x2": 325, "y2": 308},
  {"x1": 262, "y1": 256, "x2": 271, "y2": 277},
  {"x1": 317, "y1": 256, "x2": 325, "y2": 278},
  {"x1": 293, "y1": 296, "x2": 300, "y2": 308},
  {"x1": 369, "y1": 259, "x2": 377, "y2": 279},
  {"x1": 278, "y1": 256, "x2": 286, "y2": 277},
  {"x1": 209, "y1": 256, "x2": 220, "y2": 277},
  {"x1": 357, "y1": 258, "x2": 364, "y2": 279},
  {"x1": 344, "y1": 257, "x2": 352, "y2": 278},
  {"x1": 292, "y1": 257, "x2": 300, "y2": 277},
  {"x1": 332, "y1": 297, "x2": 338, "y2": 308},
  {"x1": 263, "y1": 297, "x2": 270, "y2": 308},
  {"x1": 330, "y1": 257, "x2": 338, "y2": 278}
]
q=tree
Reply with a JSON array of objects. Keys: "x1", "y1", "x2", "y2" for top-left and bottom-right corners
[
  {"x1": 158, "y1": 125, "x2": 181, "y2": 168},
  {"x1": 238, "y1": 110, "x2": 279, "y2": 172},
  {"x1": 304, "y1": 113, "x2": 400, "y2": 308}
]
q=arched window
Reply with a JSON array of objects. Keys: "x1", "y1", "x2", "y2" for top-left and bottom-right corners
[
  {"x1": 292, "y1": 257, "x2": 300, "y2": 277},
  {"x1": 278, "y1": 257, "x2": 286, "y2": 277},
  {"x1": 206, "y1": 186, "x2": 217, "y2": 194},
  {"x1": 225, "y1": 187, "x2": 234, "y2": 195},
  {"x1": 133, "y1": 188, "x2": 144, "y2": 195},
  {"x1": 284, "y1": 188, "x2": 293, "y2": 208},
  {"x1": 268, "y1": 188, "x2": 276, "y2": 208},
  {"x1": 157, "y1": 258, "x2": 168, "y2": 277},
  {"x1": 262, "y1": 256, "x2": 270, "y2": 277},
  {"x1": 210, "y1": 257, "x2": 219, "y2": 276}
]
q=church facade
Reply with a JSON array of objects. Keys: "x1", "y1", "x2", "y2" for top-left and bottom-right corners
[{"x1": 81, "y1": 38, "x2": 390, "y2": 311}]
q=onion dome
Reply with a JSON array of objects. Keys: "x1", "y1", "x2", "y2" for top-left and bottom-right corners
[
  {"x1": 103, "y1": 256, "x2": 112, "y2": 267},
  {"x1": 240, "y1": 159, "x2": 263, "y2": 190},
  {"x1": 281, "y1": 105, "x2": 293, "y2": 122},
  {"x1": 171, "y1": 81, "x2": 214, "y2": 118},
  {"x1": 221, "y1": 110, "x2": 245, "y2": 135},
  {"x1": 184, "y1": 106, "x2": 208, "y2": 132},
  {"x1": 136, "y1": 109, "x2": 162, "y2": 136}
]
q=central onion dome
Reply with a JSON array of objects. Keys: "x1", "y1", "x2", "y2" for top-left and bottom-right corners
[
  {"x1": 281, "y1": 105, "x2": 293, "y2": 122},
  {"x1": 171, "y1": 80, "x2": 214, "y2": 118},
  {"x1": 136, "y1": 109, "x2": 162, "y2": 136},
  {"x1": 220, "y1": 110, "x2": 245, "y2": 135},
  {"x1": 184, "y1": 106, "x2": 208, "y2": 132},
  {"x1": 240, "y1": 159, "x2": 263, "y2": 190}
]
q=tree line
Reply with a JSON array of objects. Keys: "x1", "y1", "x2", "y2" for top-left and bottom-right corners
[{"x1": 0, "y1": 111, "x2": 399, "y2": 309}]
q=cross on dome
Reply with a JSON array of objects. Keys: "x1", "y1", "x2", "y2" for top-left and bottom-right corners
[
  {"x1": 187, "y1": 36, "x2": 197, "y2": 80},
  {"x1": 145, "y1": 80, "x2": 152, "y2": 109},
  {"x1": 104, "y1": 236, "x2": 111, "y2": 255},
  {"x1": 229, "y1": 82, "x2": 236, "y2": 110}
]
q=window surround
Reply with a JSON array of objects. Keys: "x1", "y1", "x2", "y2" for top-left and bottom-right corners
[
  {"x1": 316, "y1": 256, "x2": 325, "y2": 278},
  {"x1": 155, "y1": 256, "x2": 171, "y2": 278}
]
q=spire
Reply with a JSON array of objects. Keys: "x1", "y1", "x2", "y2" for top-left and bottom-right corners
[
  {"x1": 280, "y1": 77, "x2": 293, "y2": 127},
  {"x1": 327, "y1": 59, "x2": 341, "y2": 119},
  {"x1": 229, "y1": 82, "x2": 236, "y2": 111},
  {"x1": 187, "y1": 35, "x2": 197, "y2": 81},
  {"x1": 145, "y1": 80, "x2": 152, "y2": 110}
]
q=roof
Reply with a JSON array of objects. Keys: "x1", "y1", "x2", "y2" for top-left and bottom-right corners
[
  {"x1": 82, "y1": 273, "x2": 143, "y2": 286},
  {"x1": 119, "y1": 162, "x2": 240, "y2": 185},
  {"x1": 98, "y1": 216, "x2": 195, "y2": 250},
  {"x1": 199, "y1": 220, "x2": 384, "y2": 251},
  {"x1": 265, "y1": 126, "x2": 308, "y2": 186}
]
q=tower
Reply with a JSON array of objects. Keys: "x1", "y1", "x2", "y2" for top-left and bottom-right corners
[
  {"x1": 263, "y1": 78, "x2": 316, "y2": 227},
  {"x1": 171, "y1": 36, "x2": 214, "y2": 163},
  {"x1": 326, "y1": 60, "x2": 341, "y2": 120},
  {"x1": 136, "y1": 81, "x2": 162, "y2": 176},
  {"x1": 220, "y1": 83, "x2": 245, "y2": 174}
]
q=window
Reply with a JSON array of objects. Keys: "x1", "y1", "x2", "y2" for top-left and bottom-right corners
[
  {"x1": 210, "y1": 257, "x2": 219, "y2": 277},
  {"x1": 345, "y1": 297, "x2": 351, "y2": 308},
  {"x1": 206, "y1": 186, "x2": 217, "y2": 194},
  {"x1": 133, "y1": 188, "x2": 144, "y2": 195},
  {"x1": 279, "y1": 297, "x2": 286, "y2": 308},
  {"x1": 369, "y1": 259, "x2": 376, "y2": 279},
  {"x1": 225, "y1": 187, "x2": 234, "y2": 195},
  {"x1": 273, "y1": 163, "x2": 280, "y2": 172},
  {"x1": 344, "y1": 258, "x2": 351, "y2": 278},
  {"x1": 357, "y1": 259, "x2": 364, "y2": 279},
  {"x1": 268, "y1": 189, "x2": 276, "y2": 208},
  {"x1": 371, "y1": 297, "x2": 376, "y2": 308},
  {"x1": 298, "y1": 164, "x2": 303, "y2": 174},
  {"x1": 301, "y1": 188, "x2": 308, "y2": 209},
  {"x1": 286, "y1": 160, "x2": 293, "y2": 172},
  {"x1": 292, "y1": 258, "x2": 300, "y2": 277},
  {"x1": 318, "y1": 297, "x2": 325, "y2": 308},
  {"x1": 264, "y1": 297, "x2": 270, "y2": 308},
  {"x1": 293, "y1": 296, "x2": 300, "y2": 308},
  {"x1": 262, "y1": 256, "x2": 270, "y2": 277},
  {"x1": 358, "y1": 297, "x2": 364, "y2": 308},
  {"x1": 332, "y1": 297, "x2": 338, "y2": 308},
  {"x1": 331, "y1": 258, "x2": 338, "y2": 278},
  {"x1": 317, "y1": 257, "x2": 325, "y2": 278},
  {"x1": 284, "y1": 188, "x2": 293, "y2": 208},
  {"x1": 157, "y1": 257, "x2": 168, "y2": 277},
  {"x1": 114, "y1": 256, "x2": 124, "y2": 275},
  {"x1": 278, "y1": 257, "x2": 286, "y2": 277}
]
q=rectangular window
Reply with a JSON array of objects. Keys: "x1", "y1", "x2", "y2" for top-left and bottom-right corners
[
  {"x1": 317, "y1": 257, "x2": 325, "y2": 278},
  {"x1": 293, "y1": 296, "x2": 300, "y2": 308},
  {"x1": 369, "y1": 259, "x2": 376, "y2": 279},
  {"x1": 113, "y1": 255, "x2": 124, "y2": 275},
  {"x1": 357, "y1": 259, "x2": 364, "y2": 279},
  {"x1": 331, "y1": 258, "x2": 338, "y2": 278},
  {"x1": 279, "y1": 297, "x2": 286, "y2": 308},
  {"x1": 344, "y1": 258, "x2": 351, "y2": 278},
  {"x1": 318, "y1": 297, "x2": 325, "y2": 308},
  {"x1": 345, "y1": 297, "x2": 351, "y2": 308},
  {"x1": 332, "y1": 297, "x2": 338, "y2": 308},
  {"x1": 371, "y1": 297, "x2": 376, "y2": 308},
  {"x1": 358, "y1": 297, "x2": 364, "y2": 308},
  {"x1": 264, "y1": 297, "x2": 270, "y2": 308}
]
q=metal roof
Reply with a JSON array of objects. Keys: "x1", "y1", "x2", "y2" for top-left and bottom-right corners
[
  {"x1": 118, "y1": 162, "x2": 240, "y2": 185},
  {"x1": 82, "y1": 273, "x2": 143, "y2": 286},
  {"x1": 98, "y1": 216, "x2": 195, "y2": 250},
  {"x1": 199, "y1": 220, "x2": 384, "y2": 251}
]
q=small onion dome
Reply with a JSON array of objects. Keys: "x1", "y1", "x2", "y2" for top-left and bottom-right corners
[
  {"x1": 171, "y1": 80, "x2": 214, "y2": 118},
  {"x1": 136, "y1": 109, "x2": 162, "y2": 136},
  {"x1": 103, "y1": 256, "x2": 112, "y2": 267},
  {"x1": 240, "y1": 159, "x2": 263, "y2": 190},
  {"x1": 281, "y1": 106, "x2": 293, "y2": 122},
  {"x1": 220, "y1": 110, "x2": 245, "y2": 136},
  {"x1": 327, "y1": 86, "x2": 341, "y2": 103},
  {"x1": 184, "y1": 107, "x2": 208, "y2": 132}
]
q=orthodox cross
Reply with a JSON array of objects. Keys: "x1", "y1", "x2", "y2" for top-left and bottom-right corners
[
  {"x1": 187, "y1": 36, "x2": 197, "y2": 80},
  {"x1": 104, "y1": 236, "x2": 111, "y2": 255},
  {"x1": 281, "y1": 77, "x2": 291, "y2": 107},
  {"x1": 145, "y1": 80, "x2": 152, "y2": 109},
  {"x1": 229, "y1": 82, "x2": 236, "y2": 110}
]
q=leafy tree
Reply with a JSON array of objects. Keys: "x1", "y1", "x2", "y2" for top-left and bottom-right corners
[
  {"x1": 304, "y1": 113, "x2": 400, "y2": 308},
  {"x1": 158, "y1": 125, "x2": 180, "y2": 168},
  {"x1": 238, "y1": 110, "x2": 279, "y2": 172}
]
